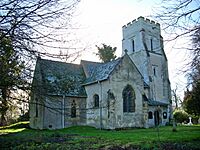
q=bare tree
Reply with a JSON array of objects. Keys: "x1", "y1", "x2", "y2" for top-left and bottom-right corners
[
  {"x1": 171, "y1": 85, "x2": 183, "y2": 109},
  {"x1": 0, "y1": 0, "x2": 82, "y2": 60},
  {"x1": 154, "y1": 0, "x2": 200, "y2": 41},
  {"x1": 0, "y1": 0, "x2": 82, "y2": 124},
  {"x1": 154, "y1": 0, "x2": 200, "y2": 81}
]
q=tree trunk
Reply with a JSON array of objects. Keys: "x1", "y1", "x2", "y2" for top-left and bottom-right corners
[{"x1": 0, "y1": 88, "x2": 9, "y2": 126}]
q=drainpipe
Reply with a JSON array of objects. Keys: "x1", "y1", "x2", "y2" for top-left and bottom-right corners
[
  {"x1": 62, "y1": 95, "x2": 65, "y2": 128},
  {"x1": 98, "y1": 81, "x2": 103, "y2": 130}
]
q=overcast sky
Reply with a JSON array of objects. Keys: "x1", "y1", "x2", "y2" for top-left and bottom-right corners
[{"x1": 72, "y1": 0, "x2": 190, "y2": 98}]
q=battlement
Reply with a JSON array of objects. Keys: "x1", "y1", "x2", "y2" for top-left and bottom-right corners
[{"x1": 122, "y1": 16, "x2": 160, "y2": 29}]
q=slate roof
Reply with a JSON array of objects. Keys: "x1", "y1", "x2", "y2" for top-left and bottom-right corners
[
  {"x1": 34, "y1": 54, "x2": 146, "y2": 97},
  {"x1": 147, "y1": 99, "x2": 168, "y2": 106},
  {"x1": 36, "y1": 58, "x2": 86, "y2": 97},
  {"x1": 143, "y1": 94, "x2": 168, "y2": 106},
  {"x1": 81, "y1": 58, "x2": 122, "y2": 85}
]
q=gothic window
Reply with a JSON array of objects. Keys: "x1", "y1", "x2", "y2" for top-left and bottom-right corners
[
  {"x1": 148, "y1": 111, "x2": 153, "y2": 119},
  {"x1": 150, "y1": 38, "x2": 153, "y2": 51},
  {"x1": 35, "y1": 98, "x2": 38, "y2": 117},
  {"x1": 163, "y1": 112, "x2": 167, "y2": 119},
  {"x1": 132, "y1": 40, "x2": 135, "y2": 52},
  {"x1": 123, "y1": 84, "x2": 135, "y2": 112},
  {"x1": 94, "y1": 94, "x2": 99, "y2": 108},
  {"x1": 71, "y1": 100, "x2": 76, "y2": 118}
]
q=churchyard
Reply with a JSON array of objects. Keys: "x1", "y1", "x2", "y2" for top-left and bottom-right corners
[{"x1": 0, "y1": 122, "x2": 200, "y2": 149}]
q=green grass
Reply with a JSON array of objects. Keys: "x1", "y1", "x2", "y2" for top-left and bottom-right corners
[{"x1": 0, "y1": 122, "x2": 200, "y2": 149}]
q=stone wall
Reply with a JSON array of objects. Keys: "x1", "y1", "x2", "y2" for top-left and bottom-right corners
[
  {"x1": 30, "y1": 95, "x2": 86, "y2": 129},
  {"x1": 85, "y1": 55, "x2": 146, "y2": 129},
  {"x1": 43, "y1": 96, "x2": 86, "y2": 129}
]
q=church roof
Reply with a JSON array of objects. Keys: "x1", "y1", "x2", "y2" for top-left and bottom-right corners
[
  {"x1": 35, "y1": 58, "x2": 86, "y2": 97},
  {"x1": 81, "y1": 58, "x2": 122, "y2": 85},
  {"x1": 33, "y1": 54, "x2": 145, "y2": 96},
  {"x1": 147, "y1": 99, "x2": 168, "y2": 106}
]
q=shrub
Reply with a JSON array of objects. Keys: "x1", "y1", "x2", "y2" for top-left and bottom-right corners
[
  {"x1": 18, "y1": 111, "x2": 29, "y2": 122},
  {"x1": 192, "y1": 115, "x2": 199, "y2": 124},
  {"x1": 173, "y1": 109, "x2": 189, "y2": 123}
]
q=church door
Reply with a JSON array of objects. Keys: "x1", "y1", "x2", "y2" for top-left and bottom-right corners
[{"x1": 154, "y1": 111, "x2": 160, "y2": 126}]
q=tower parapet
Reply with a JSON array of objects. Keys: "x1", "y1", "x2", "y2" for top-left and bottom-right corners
[
  {"x1": 122, "y1": 16, "x2": 160, "y2": 31},
  {"x1": 122, "y1": 16, "x2": 162, "y2": 56}
]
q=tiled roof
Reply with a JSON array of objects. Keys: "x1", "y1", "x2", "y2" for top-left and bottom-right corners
[
  {"x1": 37, "y1": 58, "x2": 86, "y2": 97},
  {"x1": 81, "y1": 58, "x2": 122, "y2": 85}
]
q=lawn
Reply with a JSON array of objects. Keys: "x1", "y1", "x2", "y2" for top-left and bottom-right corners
[{"x1": 0, "y1": 122, "x2": 200, "y2": 150}]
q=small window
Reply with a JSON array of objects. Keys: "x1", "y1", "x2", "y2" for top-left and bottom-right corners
[
  {"x1": 163, "y1": 112, "x2": 167, "y2": 119},
  {"x1": 148, "y1": 111, "x2": 153, "y2": 119},
  {"x1": 35, "y1": 98, "x2": 38, "y2": 117},
  {"x1": 71, "y1": 100, "x2": 76, "y2": 118},
  {"x1": 94, "y1": 94, "x2": 99, "y2": 108},
  {"x1": 132, "y1": 40, "x2": 135, "y2": 52}
]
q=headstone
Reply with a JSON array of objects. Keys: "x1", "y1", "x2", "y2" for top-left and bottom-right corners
[{"x1": 188, "y1": 117, "x2": 193, "y2": 125}]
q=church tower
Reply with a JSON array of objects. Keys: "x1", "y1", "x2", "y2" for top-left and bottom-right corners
[{"x1": 122, "y1": 16, "x2": 171, "y2": 103}]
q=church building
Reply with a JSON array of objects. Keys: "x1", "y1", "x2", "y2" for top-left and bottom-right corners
[{"x1": 29, "y1": 16, "x2": 171, "y2": 129}]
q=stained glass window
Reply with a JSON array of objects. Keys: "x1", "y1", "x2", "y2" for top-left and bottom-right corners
[{"x1": 123, "y1": 84, "x2": 135, "y2": 112}]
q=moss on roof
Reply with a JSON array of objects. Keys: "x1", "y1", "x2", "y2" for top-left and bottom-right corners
[
  {"x1": 33, "y1": 55, "x2": 146, "y2": 97},
  {"x1": 37, "y1": 58, "x2": 86, "y2": 97}
]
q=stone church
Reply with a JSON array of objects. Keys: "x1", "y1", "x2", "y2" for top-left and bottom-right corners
[{"x1": 29, "y1": 16, "x2": 171, "y2": 129}]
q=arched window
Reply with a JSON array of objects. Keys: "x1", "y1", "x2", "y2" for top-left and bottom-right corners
[
  {"x1": 148, "y1": 111, "x2": 153, "y2": 119},
  {"x1": 122, "y1": 84, "x2": 135, "y2": 112},
  {"x1": 94, "y1": 94, "x2": 99, "y2": 108},
  {"x1": 71, "y1": 100, "x2": 76, "y2": 118}
]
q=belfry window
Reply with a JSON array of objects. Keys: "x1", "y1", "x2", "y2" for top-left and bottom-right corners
[
  {"x1": 94, "y1": 94, "x2": 99, "y2": 108},
  {"x1": 132, "y1": 40, "x2": 135, "y2": 52},
  {"x1": 150, "y1": 39, "x2": 153, "y2": 51},
  {"x1": 123, "y1": 84, "x2": 135, "y2": 112}
]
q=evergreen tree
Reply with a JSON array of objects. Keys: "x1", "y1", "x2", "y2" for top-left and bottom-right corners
[
  {"x1": 96, "y1": 44, "x2": 117, "y2": 63},
  {"x1": 183, "y1": 82, "x2": 200, "y2": 116},
  {"x1": 0, "y1": 34, "x2": 25, "y2": 125},
  {"x1": 183, "y1": 26, "x2": 200, "y2": 116}
]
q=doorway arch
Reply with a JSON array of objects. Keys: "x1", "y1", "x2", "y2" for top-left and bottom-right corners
[{"x1": 154, "y1": 111, "x2": 160, "y2": 126}]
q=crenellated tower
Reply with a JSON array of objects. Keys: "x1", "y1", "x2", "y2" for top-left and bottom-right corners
[{"x1": 122, "y1": 16, "x2": 171, "y2": 103}]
